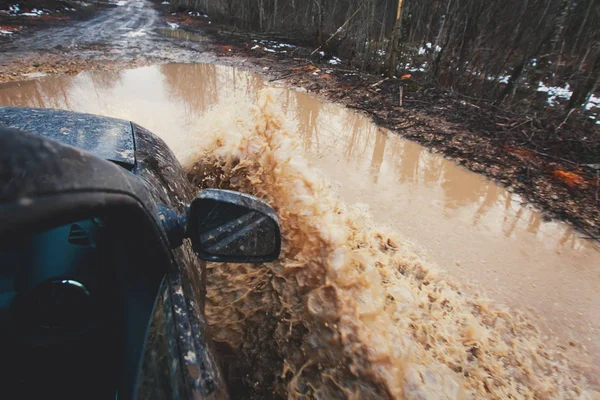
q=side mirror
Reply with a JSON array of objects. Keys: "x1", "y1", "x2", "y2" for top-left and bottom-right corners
[{"x1": 187, "y1": 189, "x2": 281, "y2": 263}]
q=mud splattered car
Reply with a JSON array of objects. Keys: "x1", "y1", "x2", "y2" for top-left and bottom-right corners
[{"x1": 0, "y1": 107, "x2": 280, "y2": 399}]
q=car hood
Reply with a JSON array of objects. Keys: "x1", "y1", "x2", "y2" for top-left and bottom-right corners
[{"x1": 0, "y1": 107, "x2": 135, "y2": 170}]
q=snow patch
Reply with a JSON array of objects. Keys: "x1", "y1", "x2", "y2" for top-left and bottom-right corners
[
  {"x1": 256, "y1": 40, "x2": 295, "y2": 54},
  {"x1": 537, "y1": 82, "x2": 572, "y2": 106},
  {"x1": 328, "y1": 56, "x2": 341, "y2": 65},
  {"x1": 419, "y1": 43, "x2": 441, "y2": 55},
  {"x1": 125, "y1": 29, "x2": 146, "y2": 37},
  {"x1": 251, "y1": 45, "x2": 260, "y2": 50},
  {"x1": 166, "y1": 22, "x2": 179, "y2": 29},
  {"x1": 20, "y1": 8, "x2": 44, "y2": 17},
  {"x1": 188, "y1": 11, "x2": 208, "y2": 17},
  {"x1": 585, "y1": 94, "x2": 600, "y2": 110},
  {"x1": 161, "y1": 1, "x2": 169, "y2": 3},
  {"x1": 408, "y1": 65, "x2": 425, "y2": 72}
]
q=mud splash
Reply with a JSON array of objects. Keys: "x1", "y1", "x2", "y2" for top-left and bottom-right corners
[
  {"x1": 0, "y1": 64, "x2": 598, "y2": 398},
  {"x1": 182, "y1": 92, "x2": 597, "y2": 399}
]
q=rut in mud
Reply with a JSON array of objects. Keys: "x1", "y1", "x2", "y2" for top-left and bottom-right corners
[{"x1": 183, "y1": 92, "x2": 598, "y2": 399}]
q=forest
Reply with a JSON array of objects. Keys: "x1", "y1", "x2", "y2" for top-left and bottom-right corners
[{"x1": 168, "y1": 0, "x2": 599, "y2": 115}]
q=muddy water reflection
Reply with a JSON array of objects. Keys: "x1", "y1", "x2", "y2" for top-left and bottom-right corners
[{"x1": 0, "y1": 64, "x2": 598, "y2": 362}]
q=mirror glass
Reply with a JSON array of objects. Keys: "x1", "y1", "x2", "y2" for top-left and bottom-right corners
[{"x1": 189, "y1": 190, "x2": 281, "y2": 263}]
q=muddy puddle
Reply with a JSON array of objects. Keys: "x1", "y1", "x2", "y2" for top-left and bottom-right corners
[
  {"x1": 157, "y1": 28, "x2": 209, "y2": 43},
  {"x1": 1, "y1": 64, "x2": 599, "y2": 397}
]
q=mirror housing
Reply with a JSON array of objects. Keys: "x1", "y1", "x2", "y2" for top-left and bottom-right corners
[{"x1": 187, "y1": 189, "x2": 281, "y2": 263}]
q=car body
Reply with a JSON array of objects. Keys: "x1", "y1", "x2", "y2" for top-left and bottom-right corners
[{"x1": 0, "y1": 107, "x2": 279, "y2": 399}]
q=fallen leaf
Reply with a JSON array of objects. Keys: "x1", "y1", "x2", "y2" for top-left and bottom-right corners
[{"x1": 552, "y1": 169, "x2": 587, "y2": 188}]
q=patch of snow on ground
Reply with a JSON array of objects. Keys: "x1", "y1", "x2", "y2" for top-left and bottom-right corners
[
  {"x1": 115, "y1": 0, "x2": 126, "y2": 6},
  {"x1": 407, "y1": 64, "x2": 426, "y2": 72},
  {"x1": 161, "y1": 1, "x2": 169, "y2": 3},
  {"x1": 418, "y1": 44, "x2": 440, "y2": 54},
  {"x1": 0, "y1": 30, "x2": 13, "y2": 36},
  {"x1": 167, "y1": 22, "x2": 179, "y2": 29},
  {"x1": 498, "y1": 75, "x2": 510, "y2": 84},
  {"x1": 585, "y1": 94, "x2": 600, "y2": 111},
  {"x1": 377, "y1": 49, "x2": 385, "y2": 56},
  {"x1": 21, "y1": 8, "x2": 43, "y2": 16},
  {"x1": 258, "y1": 40, "x2": 296, "y2": 51},
  {"x1": 251, "y1": 45, "x2": 260, "y2": 50},
  {"x1": 328, "y1": 56, "x2": 341, "y2": 65},
  {"x1": 537, "y1": 82, "x2": 572, "y2": 106},
  {"x1": 125, "y1": 29, "x2": 146, "y2": 37}
]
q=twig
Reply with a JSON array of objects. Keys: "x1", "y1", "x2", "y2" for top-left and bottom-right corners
[
  {"x1": 557, "y1": 108, "x2": 575, "y2": 130},
  {"x1": 402, "y1": 99, "x2": 429, "y2": 104},
  {"x1": 370, "y1": 77, "x2": 388, "y2": 88},
  {"x1": 395, "y1": 123, "x2": 416, "y2": 131},
  {"x1": 507, "y1": 118, "x2": 532, "y2": 131},
  {"x1": 596, "y1": 169, "x2": 600, "y2": 204},
  {"x1": 310, "y1": 0, "x2": 371, "y2": 56},
  {"x1": 527, "y1": 149, "x2": 579, "y2": 166},
  {"x1": 269, "y1": 67, "x2": 313, "y2": 82},
  {"x1": 399, "y1": 85, "x2": 403, "y2": 107}
]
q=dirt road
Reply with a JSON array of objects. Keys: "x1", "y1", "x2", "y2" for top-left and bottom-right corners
[
  {"x1": 4, "y1": 0, "x2": 158, "y2": 51},
  {"x1": 0, "y1": 0, "x2": 224, "y2": 77}
]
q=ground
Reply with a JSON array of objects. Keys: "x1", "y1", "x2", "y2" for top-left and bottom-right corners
[{"x1": 0, "y1": 0, "x2": 598, "y2": 240}]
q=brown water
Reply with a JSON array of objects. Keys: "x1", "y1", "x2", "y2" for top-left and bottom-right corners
[{"x1": 1, "y1": 64, "x2": 599, "y2": 397}]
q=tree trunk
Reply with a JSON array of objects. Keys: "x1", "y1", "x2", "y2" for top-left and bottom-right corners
[
  {"x1": 568, "y1": 48, "x2": 600, "y2": 109},
  {"x1": 385, "y1": 0, "x2": 404, "y2": 77}
]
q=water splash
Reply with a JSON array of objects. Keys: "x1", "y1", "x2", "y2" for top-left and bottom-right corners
[{"x1": 183, "y1": 91, "x2": 598, "y2": 399}]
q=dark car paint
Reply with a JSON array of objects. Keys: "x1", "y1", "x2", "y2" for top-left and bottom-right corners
[
  {"x1": 132, "y1": 124, "x2": 227, "y2": 398},
  {"x1": 0, "y1": 108, "x2": 228, "y2": 399},
  {"x1": 0, "y1": 107, "x2": 135, "y2": 169}
]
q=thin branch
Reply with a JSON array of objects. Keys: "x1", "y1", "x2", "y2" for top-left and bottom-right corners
[{"x1": 310, "y1": 0, "x2": 372, "y2": 56}]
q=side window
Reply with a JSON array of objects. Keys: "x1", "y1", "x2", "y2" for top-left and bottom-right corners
[{"x1": 137, "y1": 279, "x2": 184, "y2": 400}]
